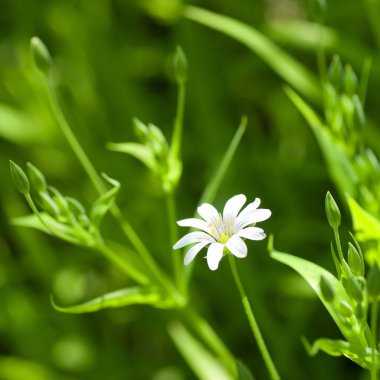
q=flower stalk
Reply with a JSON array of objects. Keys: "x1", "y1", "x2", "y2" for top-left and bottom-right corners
[{"x1": 228, "y1": 255, "x2": 280, "y2": 380}]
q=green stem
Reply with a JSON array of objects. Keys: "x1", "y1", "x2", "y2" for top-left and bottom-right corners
[
  {"x1": 25, "y1": 193, "x2": 53, "y2": 235},
  {"x1": 45, "y1": 75, "x2": 182, "y2": 304},
  {"x1": 170, "y1": 80, "x2": 186, "y2": 161},
  {"x1": 97, "y1": 243, "x2": 150, "y2": 285},
  {"x1": 228, "y1": 255, "x2": 280, "y2": 380},
  {"x1": 185, "y1": 307, "x2": 237, "y2": 376},
  {"x1": 166, "y1": 193, "x2": 183, "y2": 293},
  {"x1": 333, "y1": 228, "x2": 345, "y2": 263},
  {"x1": 371, "y1": 300, "x2": 379, "y2": 380}
]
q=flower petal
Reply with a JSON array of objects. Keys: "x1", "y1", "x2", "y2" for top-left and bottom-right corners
[
  {"x1": 177, "y1": 218, "x2": 209, "y2": 233},
  {"x1": 173, "y1": 231, "x2": 214, "y2": 249},
  {"x1": 184, "y1": 241, "x2": 210, "y2": 265},
  {"x1": 226, "y1": 235, "x2": 247, "y2": 258},
  {"x1": 206, "y1": 243, "x2": 224, "y2": 271},
  {"x1": 223, "y1": 194, "x2": 246, "y2": 222},
  {"x1": 237, "y1": 227, "x2": 266, "y2": 240},
  {"x1": 197, "y1": 203, "x2": 220, "y2": 224},
  {"x1": 235, "y1": 208, "x2": 271, "y2": 230},
  {"x1": 238, "y1": 198, "x2": 261, "y2": 218}
]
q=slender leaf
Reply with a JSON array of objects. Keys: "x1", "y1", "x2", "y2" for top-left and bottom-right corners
[
  {"x1": 90, "y1": 174, "x2": 120, "y2": 226},
  {"x1": 106, "y1": 142, "x2": 158, "y2": 173},
  {"x1": 11, "y1": 213, "x2": 80, "y2": 245},
  {"x1": 168, "y1": 322, "x2": 234, "y2": 380},
  {"x1": 51, "y1": 286, "x2": 167, "y2": 314},
  {"x1": 285, "y1": 86, "x2": 358, "y2": 196},
  {"x1": 271, "y1": 250, "x2": 368, "y2": 346},
  {"x1": 302, "y1": 337, "x2": 380, "y2": 369},
  {"x1": 183, "y1": 5, "x2": 320, "y2": 101},
  {"x1": 199, "y1": 116, "x2": 247, "y2": 205}
]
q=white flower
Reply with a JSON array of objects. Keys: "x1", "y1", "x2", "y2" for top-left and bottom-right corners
[{"x1": 173, "y1": 194, "x2": 271, "y2": 271}]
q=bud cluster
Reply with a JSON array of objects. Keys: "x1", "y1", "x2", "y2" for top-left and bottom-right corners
[{"x1": 10, "y1": 161, "x2": 119, "y2": 247}]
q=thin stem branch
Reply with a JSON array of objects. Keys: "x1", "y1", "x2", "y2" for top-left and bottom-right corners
[
  {"x1": 228, "y1": 255, "x2": 280, "y2": 380},
  {"x1": 166, "y1": 193, "x2": 183, "y2": 292},
  {"x1": 371, "y1": 300, "x2": 379, "y2": 380},
  {"x1": 45, "y1": 75, "x2": 182, "y2": 304},
  {"x1": 333, "y1": 228, "x2": 345, "y2": 263},
  {"x1": 184, "y1": 307, "x2": 237, "y2": 376},
  {"x1": 97, "y1": 243, "x2": 150, "y2": 285}
]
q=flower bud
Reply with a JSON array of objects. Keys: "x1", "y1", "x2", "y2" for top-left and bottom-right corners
[
  {"x1": 30, "y1": 37, "x2": 52, "y2": 75},
  {"x1": 344, "y1": 65, "x2": 358, "y2": 96},
  {"x1": 340, "y1": 94, "x2": 354, "y2": 130},
  {"x1": 348, "y1": 242, "x2": 364, "y2": 277},
  {"x1": 174, "y1": 46, "x2": 187, "y2": 84},
  {"x1": 337, "y1": 300, "x2": 354, "y2": 319},
  {"x1": 148, "y1": 124, "x2": 168, "y2": 158},
  {"x1": 27, "y1": 162, "x2": 47, "y2": 193},
  {"x1": 142, "y1": 0, "x2": 183, "y2": 23},
  {"x1": 343, "y1": 276, "x2": 363, "y2": 303},
  {"x1": 320, "y1": 275, "x2": 335, "y2": 302},
  {"x1": 10, "y1": 161, "x2": 30, "y2": 195},
  {"x1": 38, "y1": 191, "x2": 60, "y2": 217},
  {"x1": 325, "y1": 191, "x2": 341, "y2": 229},
  {"x1": 353, "y1": 95, "x2": 365, "y2": 129},
  {"x1": 133, "y1": 118, "x2": 149, "y2": 143},
  {"x1": 368, "y1": 263, "x2": 380, "y2": 302},
  {"x1": 327, "y1": 55, "x2": 343, "y2": 90}
]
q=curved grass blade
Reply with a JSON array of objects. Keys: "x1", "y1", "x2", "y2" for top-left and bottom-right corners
[
  {"x1": 183, "y1": 6, "x2": 320, "y2": 101},
  {"x1": 51, "y1": 286, "x2": 169, "y2": 314}
]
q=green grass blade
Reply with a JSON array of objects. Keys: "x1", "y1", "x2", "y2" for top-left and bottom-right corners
[
  {"x1": 168, "y1": 322, "x2": 234, "y2": 380},
  {"x1": 183, "y1": 5, "x2": 321, "y2": 102}
]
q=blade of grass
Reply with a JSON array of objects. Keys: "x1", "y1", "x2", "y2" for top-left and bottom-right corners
[{"x1": 183, "y1": 5, "x2": 321, "y2": 102}]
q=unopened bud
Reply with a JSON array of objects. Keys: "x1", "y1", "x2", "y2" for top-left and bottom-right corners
[
  {"x1": 133, "y1": 118, "x2": 149, "y2": 143},
  {"x1": 348, "y1": 242, "x2": 364, "y2": 277},
  {"x1": 343, "y1": 276, "x2": 363, "y2": 303},
  {"x1": 320, "y1": 275, "x2": 335, "y2": 302},
  {"x1": 327, "y1": 55, "x2": 343, "y2": 90},
  {"x1": 337, "y1": 300, "x2": 354, "y2": 318},
  {"x1": 174, "y1": 46, "x2": 187, "y2": 84},
  {"x1": 344, "y1": 65, "x2": 358, "y2": 96},
  {"x1": 30, "y1": 37, "x2": 52, "y2": 75},
  {"x1": 27, "y1": 162, "x2": 47, "y2": 193},
  {"x1": 325, "y1": 191, "x2": 341, "y2": 229},
  {"x1": 353, "y1": 95, "x2": 365, "y2": 128},
  {"x1": 10, "y1": 161, "x2": 30, "y2": 195}
]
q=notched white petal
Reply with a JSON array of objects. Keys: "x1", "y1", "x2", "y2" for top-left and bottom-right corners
[
  {"x1": 237, "y1": 227, "x2": 266, "y2": 240},
  {"x1": 173, "y1": 231, "x2": 214, "y2": 249},
  {"x1": 197, "y1": 203, "x2": 220, "y2": 224},
  {"x1": 184, "y1": 242, "x2": 210, "y2": 265},
  {"x1": 223, "y1": 194, "x2": 246, "y2": 221},
  {"x1": 226, "y1": 235, "x2": 247, "y2": 258},
  {"x1": 177, "y1": 218, "x2": 209, "y2": 232},
  {"x1": 206, "y1": 242, "x2": 224, "y2": 271}
]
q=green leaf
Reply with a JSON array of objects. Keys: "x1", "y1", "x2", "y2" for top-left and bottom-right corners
[
  {"x1": 183, "y1": 6, "x2": 320, "y2": 101},
  {"x1": 199, "y1": 116, "x2": 247, "y2": 205},
  {"x1": 302, "y1": 337, "x2": 380, "y2": 369},
  {"x1": 51, "y1": 286, "x2": 166, "y2": 314},
  {"x1": 347, "y1": 195, "x2": 380, "y2": 242},
  {"x1": 168, "y1": 322, "x2": 234, "y2": 380},
  {"x1": 237, "y1": 360, "x2": 255, "y2": 380},
  {"x1": 90, "y1": 174, "x2": 120, "y2": 226},
  {"x1": 11, "y1": 213, "x2": 80, "y2": 245},
  {"x1": 107, "y1": 142, "x2": 158, "y2": 173},
  {"x1": 270, "y1": 249, "x2": 368, "y2": 346},
  {"x1": 285, "y1": 87, "x2": 358, "y2": 196}
]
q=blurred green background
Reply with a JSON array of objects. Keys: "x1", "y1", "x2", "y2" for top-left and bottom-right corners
[{"x1": 1, "y1": 0, "x2": 379, "y2": 379}]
